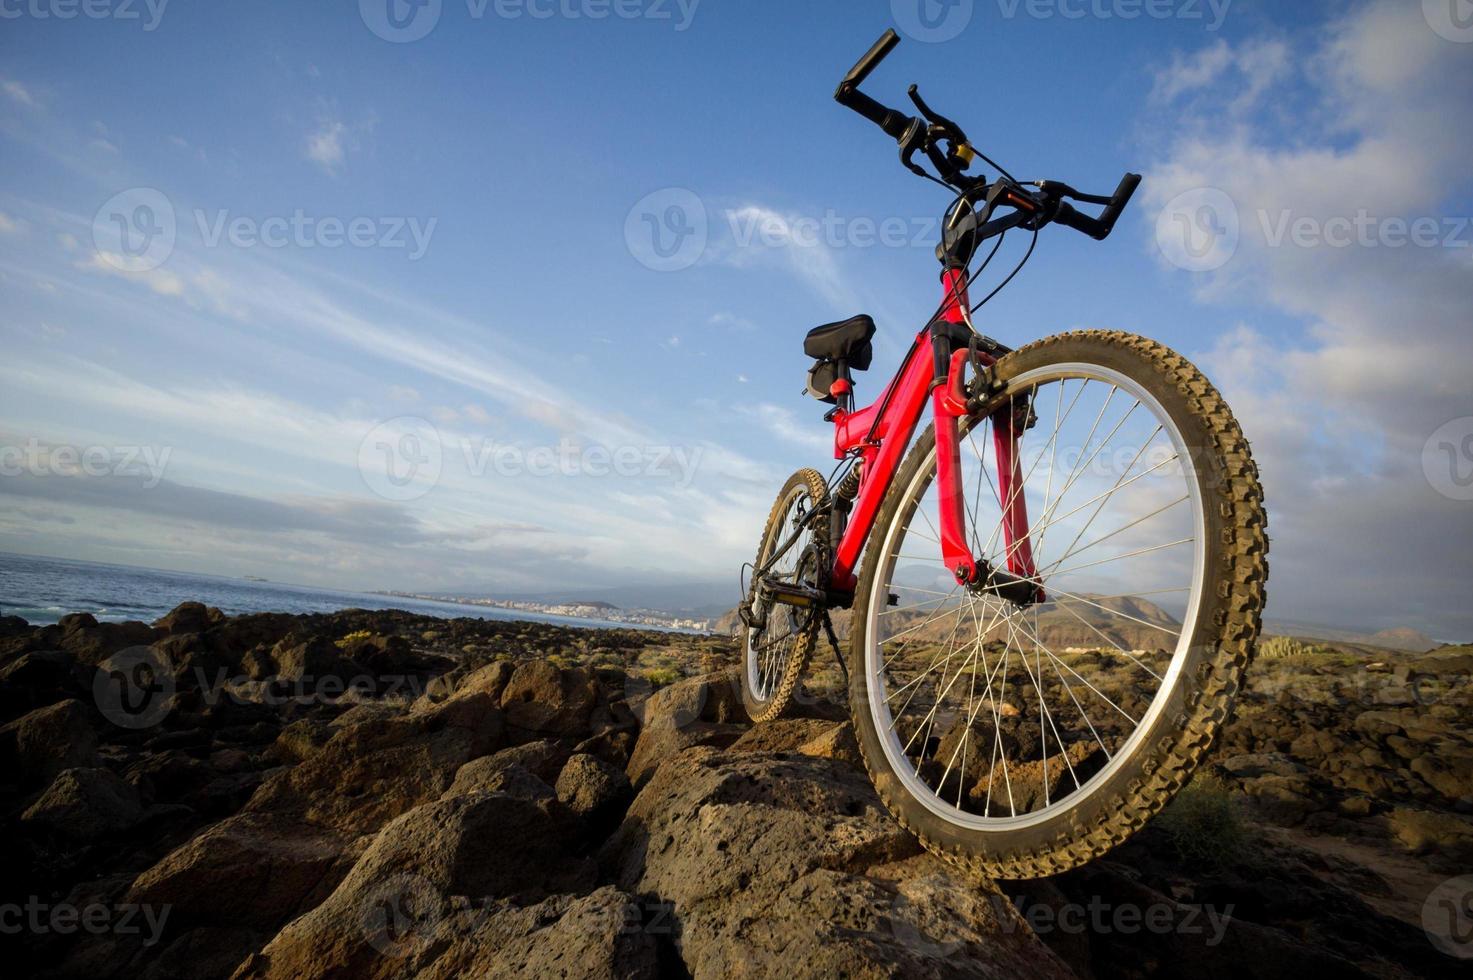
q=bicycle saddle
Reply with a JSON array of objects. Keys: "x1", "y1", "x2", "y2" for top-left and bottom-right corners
[{"x1": 804, "y1": 315, "x2": 876, "y2": 371}]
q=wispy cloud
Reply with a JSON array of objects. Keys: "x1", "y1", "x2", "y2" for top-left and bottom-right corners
[{"x1": 2, "y1": 78, "x2": 37, "y2": 108}]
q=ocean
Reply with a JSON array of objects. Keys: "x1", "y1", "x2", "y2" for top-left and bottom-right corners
[{"x1": 0, "y1": 552, "x2": 671, "y2": 633}]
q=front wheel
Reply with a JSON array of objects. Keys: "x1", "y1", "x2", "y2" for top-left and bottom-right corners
[{"x1": 848, "y1": 330, "x2": 1267, "y2": 879}]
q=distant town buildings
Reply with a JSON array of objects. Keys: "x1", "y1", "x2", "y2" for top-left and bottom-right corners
[{"x1": 378, "y1": 593, "x2": 714, "y2": 633}]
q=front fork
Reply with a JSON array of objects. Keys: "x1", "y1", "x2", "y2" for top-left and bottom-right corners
[{"x1": 933, "y1": 347, "x2": 1045, "y2": 604}]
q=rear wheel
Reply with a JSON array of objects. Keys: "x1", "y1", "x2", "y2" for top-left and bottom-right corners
[
  {"x1": 848, "y1": 331, "x2": 1267, "y2": 879},
  {"x1": 741, "y1": 468, "x2": 828, "y2": 723}
]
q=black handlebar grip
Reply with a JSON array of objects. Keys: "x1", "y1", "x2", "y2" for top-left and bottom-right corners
[
  {"x1": 842, "y1": 29, "x2": 900, "y2": 90},
  {"x1": 1058, "y1": 173, "x2": 1142, "y2": 241},
  {"x1": 1097, "y1": 173, "x2": 1142, "y2": 231},
  {"x1": 1054, "y1": 202, "x2": 1108, "y2": 240}
]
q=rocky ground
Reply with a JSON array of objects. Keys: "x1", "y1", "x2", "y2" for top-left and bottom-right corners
[{"x1": 1, "y1": 606, "x2": 1469, "y2": 978}]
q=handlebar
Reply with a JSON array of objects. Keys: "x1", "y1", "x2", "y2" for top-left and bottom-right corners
[
  {"x1": 834, "y1": 30, "x2": 1141, "y2": 243},
  {"x1": 834, "y1": 28, "x2": 914, "y2": 142}
]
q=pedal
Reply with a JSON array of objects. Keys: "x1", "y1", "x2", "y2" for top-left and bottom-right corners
[{"x1": 763, "y1": 580, "x2": 825, "y2": 609}]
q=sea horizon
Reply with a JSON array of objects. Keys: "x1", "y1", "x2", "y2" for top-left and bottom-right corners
[{"x1": 0, "y1": 550, "x2": 705, "y2": 634}]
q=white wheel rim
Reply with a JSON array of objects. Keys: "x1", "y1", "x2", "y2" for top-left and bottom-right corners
[{"x1": 863, "y1": 363, "x2": 1208, "y2": 832}]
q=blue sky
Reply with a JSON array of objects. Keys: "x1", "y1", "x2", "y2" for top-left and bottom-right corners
[{"x1": 1, "y1": 0, "x2": 1470, "y2": 635}]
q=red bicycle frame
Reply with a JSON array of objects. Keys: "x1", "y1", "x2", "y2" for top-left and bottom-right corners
[{"x1": 826, "y1": 270, "x2": 1040, "y2": 598}]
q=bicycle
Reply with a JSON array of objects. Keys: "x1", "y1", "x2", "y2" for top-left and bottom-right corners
[{"x1": 738, "y1": 30, "x2": 1267, "y2": 879}]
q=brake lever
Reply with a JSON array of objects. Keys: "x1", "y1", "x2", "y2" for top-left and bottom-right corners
[{"x1": 908, "y1": 85, "x2": 975, "y2": 174}]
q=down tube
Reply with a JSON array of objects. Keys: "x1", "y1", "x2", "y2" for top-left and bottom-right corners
[{"x1": 830, "y1": 340, "x2": 936, "y2": 591}]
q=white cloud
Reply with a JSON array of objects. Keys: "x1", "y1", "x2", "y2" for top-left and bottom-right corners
[
  {"x1": 1146, "y1": 0, "x2": 1473, "y2": 635},
  {"x1": 0, "y1": 212, "x2": 23, "y2": 235},
  {"x1": 305, "y1": 119, "x2": 348, "y2": 174}
]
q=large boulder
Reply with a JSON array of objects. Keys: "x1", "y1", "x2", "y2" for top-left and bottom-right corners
[
  {"x1": 269, "y1": 634, "x2": 362, "y2": 684},
  {"x1": 555, "y1": 752, "x2": 631, "y2": 833},
  {"x1": 0, "y1": 649, "x2": 93, "y2": 723},
  {"x1": 236, "y1": 791, "x2": 596, "y2": 979},
  {"x1": 443, "y1": 760, "x2": 554, "y2": 802},
  {"x1": 497, "y1": 661, "x2": 598, "y2": 736},
  {"x1": 128, "y1": 812, "x2": 355, "y2": 935},
  {"x1": 0, "y1": 698, "x2": 99, "y2": 785},
  {"x1": 418, "y1": 660, "x2": 514, "y2": 709},
  {"x1": 59, "y1": 617, "x2": 159, "y2": 665},
  {"x1": 601, "y1": 748, "x2": 1069, "y2": 979},
  {"x1": 154, "y1": 602, "x2": 226, "y2": 636},
  {"x1": 728, "y1": 717, "x2": 836, "y2": 754},
  {"x1": 624, "y1": 670, "x2": 747, "y2": 789},
  {"x1": 22, "y1": 766, "x2": 144, "y2": 838},
  {"x1": 337, "y1": 633, "x2": 414, "y2": 675},
  {"x1": 243, "y1": 697, "x2": 504, "y2": 835},
  {"x1": 413, "y1": 886, "x2": 659, "y2": 980},
  {"x1": 1387, "y1": 807, "x2": 1473, "y2": 866}
]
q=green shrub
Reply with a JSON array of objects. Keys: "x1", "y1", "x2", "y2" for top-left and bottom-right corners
[
  {"x1": 1154, "y1": 774, "x2": 1248, "y2": 867},
  {"x1": 643, "y1": 667, "x2": 682, "y2": 687}
]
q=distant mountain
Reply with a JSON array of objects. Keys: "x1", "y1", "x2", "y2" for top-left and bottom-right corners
[{"x1": 1263, "y1": 619, "x2": 1438, "y2": 653}]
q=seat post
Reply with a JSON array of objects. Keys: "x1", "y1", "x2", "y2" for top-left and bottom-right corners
[{"x1": 830, "y1": 358, "x2": 855, "y2": 413}]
